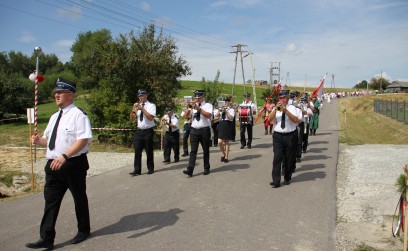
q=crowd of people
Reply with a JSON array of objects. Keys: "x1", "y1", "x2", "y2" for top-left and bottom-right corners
[{"x1": 26, "y1": 77, "x2": 324, "y2": 249}]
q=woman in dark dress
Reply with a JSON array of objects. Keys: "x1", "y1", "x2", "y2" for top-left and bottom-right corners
[{"x1": 217, "y1": 97, "x2": 235, "y2": 163}]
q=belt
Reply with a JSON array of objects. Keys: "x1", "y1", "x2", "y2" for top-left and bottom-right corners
[
  {"x1": 138, "y1": 127, "x2": 154, "y2": 131},
  {"x1": 274, "y1": 130, "x2": 296, "y2": 135},
  {"x1": 191, "y1": 126, "x2": 210, "y2": 130}
]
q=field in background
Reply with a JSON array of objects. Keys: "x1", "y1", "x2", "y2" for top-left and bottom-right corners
[{"x1": 338, "y1": 94, "x2": 408, "y2": 145}]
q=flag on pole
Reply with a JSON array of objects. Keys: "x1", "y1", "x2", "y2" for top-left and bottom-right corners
[{"x1": 312, "y1": 73, "x2": 327, "y2": 99}]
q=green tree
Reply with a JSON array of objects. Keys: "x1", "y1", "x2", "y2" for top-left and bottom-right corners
[
  {"x1": 369, "y1": 77, "x2": 390, "y2": 91},
  {"x1": 83, "y1": 24, "x2": 191, "y2": 128},
  {"x1": 353, "y1": 80, "x2": 368, "y2": 90},
  {"x1": 0, "y1": 70, "x2": 33, "y2": 115},
  {"x1": 70, "y1": 29, "x2": 113, "y2": 90}
]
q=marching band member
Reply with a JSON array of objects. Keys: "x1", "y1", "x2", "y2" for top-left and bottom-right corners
[
  {"x1": 162, "y1": 107, "x2": 180, "y2": 163},
  {"x1": 258, "y1": 96, "x2": 275, "y2": 135},
  {"x1": 239, "y1": 92, "x2": 256, "y2": 149},
  {"x1": 302, "y1": 97, "x2": 313, "y2": 153},
  {"x1": 181, "y1": 102, "x2": 193, "y2": 157},
  {"x1": 183, "y1": 90, "x2": 213, "y2": 177},
  {"x1": 129, "y1": 89, "x2": 156, "y2": 176},
  {"x1": 268, "y1": 90, "x2": 302, "y2": 188},
  {"x1": 217, "y1": 96, "x2": 235, "y2": 163},
  {"x1": 211, "y1": 105, "x2": 220, "y2": 147},
  {"x1": 309, "y1": 94, "x2": 321, "y2": 135}
]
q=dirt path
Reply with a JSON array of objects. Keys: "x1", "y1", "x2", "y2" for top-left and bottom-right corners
[{"x1": 336, "y1": 144, "x2": 408, "y2": 250}]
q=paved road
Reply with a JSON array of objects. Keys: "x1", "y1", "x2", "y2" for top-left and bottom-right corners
[{"x1": 0, "y1": 100, "x2": 339, "y2": 251}]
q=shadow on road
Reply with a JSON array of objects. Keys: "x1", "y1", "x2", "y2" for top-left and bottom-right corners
[
  {"x1": 211, "y1": 163, "x2": 250, "y2": 173},
  {"x1": 296, "y1": 163, "x2": 326, "y2": 172},
  {"x1": 293, "y1": 171, "x2": 327, "y2": 183},
  {"x1": 232, "y1": 154, "x2": 262, "y2": 161},
  {"x1": 252, "y1": 143, "x2": 273, "y2": 149},
  {"x1": 301, "y1": 154, "x2": 331, "y2": 162},
  {"x1": 308, "y1": 141, "x2": 329, "y2": 145},
  {"x1": 305, "y1": 148, "x2": 328, "y2": 154},
  {"x1": 91, "y1": 208, "x2": 183, "y2": 239}
]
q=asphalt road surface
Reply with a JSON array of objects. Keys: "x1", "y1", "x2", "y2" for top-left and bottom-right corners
[{"x1": 0, "y1": 100, "x2": 339, "y2": 251}]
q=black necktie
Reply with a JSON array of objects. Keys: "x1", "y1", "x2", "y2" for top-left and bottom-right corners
[
  {"x1": 139, "y1": 103, "x2": 145, "y2": 122},
  {"x1": 195, "y1": 104, "x2": 201, "y2": 121},
  {"x1": 222, "y1": 111, "x2": 225, "y2": 120},
  {"x1": 168, "y1": 117, "x2": 172, "y2": 132},
  {"x1": 281, "y1": 112, "x2": 286, "y2": 129},
  {"x1": 49, "y1": 110, "x2": 63, "y2": 150}
]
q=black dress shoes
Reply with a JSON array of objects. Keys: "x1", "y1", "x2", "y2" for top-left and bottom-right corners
[
  {"x1": 181, "y1": 153, "x2": 189, "y2": 157},
  {"x1": 284, "y1": 180, "x2": 291, "y2": 185},
  {"x1": 71, "y1": 232, "x2": 90, "y2": 244},
  {"x1": 129, "y1": 172, "x2": 141, "y2": 176},
  {"x1": 174, "y1": 159, "x2": 179, "y2": 163},
  {"x1": 247, "y1": 144, "x2": 251, "y2": 149},
  {"x1": 240, "y1": 145, "x2": 245, "y2": 149},
  {"x1": 147, "y1": 170, "x2": 154, "y2": 175},
  {"x1": 221, "y1": 156, "x2": 225, "y2": 162},
  {"x1": 296, "y1": 157, "x2": 301, "y2": 163},
  {"x1": 223, "y1": 159, "x2": 229, "y2": 163},
  {"x1": 270, "y1": 182, "x2": 281, "y2": 188},
  {"x1": 163, "y1": 160, "x2": 171, "y2": 163},
  {"x1": 203, "y1": 169, "x2": 210, "y2": 175},
  {"x1": 183, "y1": 170, "x2": 193, "y2": 177},
  {"x1": 26, "y1": 239, "x2": 54, "y2": 249}
]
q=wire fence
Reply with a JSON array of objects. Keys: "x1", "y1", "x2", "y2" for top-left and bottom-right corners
[{"x1": 374, "y1": 99, "x2": 408, "y2": 124}]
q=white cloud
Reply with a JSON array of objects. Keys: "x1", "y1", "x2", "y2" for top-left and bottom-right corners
[
  {"x1": 284, "y1": 43, "x2": 303, "y2": 56},
  {"x1": 140, "y1": 1, "x2": 151, "y2": 11},
  {"x1": 18, "y1": 32, "x2": 36, "y2": 43},
  {"x1": 54, "y1": 39, "x2": 74, "y2": 48}
]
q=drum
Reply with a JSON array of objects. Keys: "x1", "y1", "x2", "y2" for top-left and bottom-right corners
[{"x1": 238, "y1": 106, "x2": 251, "y2": 124}]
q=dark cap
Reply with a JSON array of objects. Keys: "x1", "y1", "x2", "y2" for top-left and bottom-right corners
[
  {"x1": 279, "y1": 90, "x2": 290, "y2": 97},
  {"x1": 244, "y1": 92, "x2": 251, "y2": 97},
  {"x1": 224, "y1": 96, "x2": 231, "y2": 102},
  {"x1": 138, "y1": 89, "x2": 148, "y2": 96},
  {"x1": 194, "y1": 90, "x2": 205, "y2": 98},
  {"x1": 166, "y1": 107, "x2": 173, "y2": 112},
  {"x1": 54, "y1": 78, "x2": 76, "y2": 93}
]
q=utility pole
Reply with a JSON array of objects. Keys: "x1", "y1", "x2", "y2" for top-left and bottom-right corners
[
  {"x1": 285, "y1": 72, "x2": 290, "y2": 87},
  {"x1": 270, "y1": 61, "x2": 281, "y2": 92},
  {"x1": 230, "y1": 44, "x2": 247, "y2": 95},
  {"x1": 248, "y1": 51, "x2": 257, "y2": 108},
  {"x1": 380, "y1": 69, "x2": 383, "y2": 93}
]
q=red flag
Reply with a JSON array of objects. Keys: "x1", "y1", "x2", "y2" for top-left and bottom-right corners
[{"x1": 312, "y1": 74, "x2": 327, "y2": 98}]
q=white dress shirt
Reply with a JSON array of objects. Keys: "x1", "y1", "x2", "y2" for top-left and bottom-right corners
[
  {"x1": 162, "y1": 114, "x2": 179, "y2": 132},
  {"x1": 137, "y1": 101, "x2": 156, "y2": 129},
  {"x1": 191, "y1": 101, "x2": 213, "y2": 129},
  {"x1": 43, "y1": 104, "x2": 92, "y2": 160},
  {"x1": 272, "y1": 104, "x2": 302, "y2": 133}
]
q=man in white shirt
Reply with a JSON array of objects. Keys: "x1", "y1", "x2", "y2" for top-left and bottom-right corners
[
  {"x1": 239, "y1": 93, "x2": 257, "y2": 149},
  {"x1": 267, "y1": 90, "x2": 302, "y2": 188},
  {"x1": 27, "y1": 78, "x2": 92, "y2": 249},
  {"x1": 162, "y1": 107, "x2": 180, "y2": 163},
  {"x1": 129, "y1": 89, "x2": 156, "y2": 176},
  {"x1": 182, "y1": 90, "x2": 213, "y2": 177}
]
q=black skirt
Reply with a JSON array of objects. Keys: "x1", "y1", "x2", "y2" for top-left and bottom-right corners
[{"x1": 218, "y1": 120, "x2": 234, "y2": 140}]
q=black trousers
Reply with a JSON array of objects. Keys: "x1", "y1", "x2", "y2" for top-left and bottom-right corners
[
  {"x1": 40, "y1": 154, "x2": 90, "y2": 243},
  {"x1": 164, "y1": 130, "x2": 180, "y2": 161},
  {"x1": 211, "y1": 122, "x2": 219, "y2": 146},
  {"x1": 188, "y1": 127, "x2": 211, "y2": 172},
  {"x1": 272, "y1": 131, "x2": 297, "y2": 184},
  {"x1": 302, "y1": 123, "x2": 310, "y2": 151},
  {"x1": 133, "y1": 128, "x2": 154, "y2": 174},
  {"x1": 182, "y1": 123, "x2": 191, "y2": 155},
  {"x1": 297, "y1": 122, "x2": 305, "y2": 158},
  {"x1": 240, "y1": 123, "x2": 253, "y2": 146}
]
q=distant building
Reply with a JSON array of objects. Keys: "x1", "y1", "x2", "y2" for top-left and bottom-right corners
[
  {"x1": 254, "y1": 80, "x2": 268, "y2": 85},
  {"x1": 386, "y1": 80, "x2": 408, "y2": 93}
]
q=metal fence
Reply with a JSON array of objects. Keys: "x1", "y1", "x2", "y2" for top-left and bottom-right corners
[{"x1": 374, "y1": 99, "x2": 408, "y2": 124}]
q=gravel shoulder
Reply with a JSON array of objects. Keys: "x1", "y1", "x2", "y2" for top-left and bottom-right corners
[{"x1": 336, "y1": 144, "x2": 408, "y2": 250}]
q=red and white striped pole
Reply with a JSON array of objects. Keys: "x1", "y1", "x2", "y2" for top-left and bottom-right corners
[{"x1": 33, "y1": 46, "x2": 42, "y2": 162}]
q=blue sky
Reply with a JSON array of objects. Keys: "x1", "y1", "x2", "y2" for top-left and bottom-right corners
[{"x1": 1, "y1": 0, "x2": 407, "y2": 88}]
